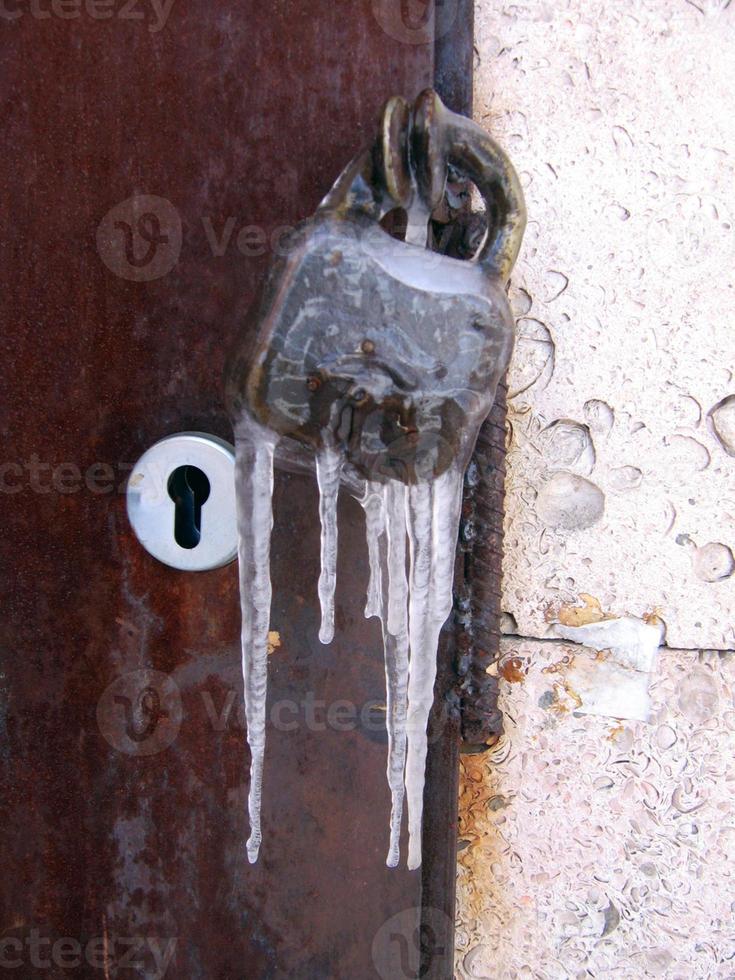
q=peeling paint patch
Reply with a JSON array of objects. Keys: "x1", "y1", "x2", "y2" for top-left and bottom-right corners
[
  {"x1": 551, "y1": 611, "x2": 665, "y2": 722},
  {"x1": 266, "y1": 631, "x2": 281, "y2": 656},
  {"x1": 554, "y1": 614, "x2": 664, "y2": 672}
]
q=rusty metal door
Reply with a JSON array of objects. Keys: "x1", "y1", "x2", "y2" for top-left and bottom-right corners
[{"x1": 1, "y1": 2, "x2": 484, "y2": 977}]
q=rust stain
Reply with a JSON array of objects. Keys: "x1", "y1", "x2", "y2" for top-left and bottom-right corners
[
  {"x1": 607, "y1": 722, "x2": 626, "y2": 741},
  {"x1": 544, "y1": 680, "x2": 583, "y2": 714},
  {"x1": 562, "y1": 681, "x2": 583, "y2": 710},
  {"x1": 500, "y1": 657, "x2": 526, "y2": 684},
  {"x1": 643, "y1": 607, "x2": 664, "y2": 626},
  {"x1": 550, "y1": 593, "x2": 614, "y2": 628},
  {"x1": 266, "y1": 630, "x2": 281, "y2": 656},
  {"x1": 458, "y1": 750, "x2": 509, "y2": 922},
  {"x1": 541, "y1": 654, "x2": 575, "y2": 674}
]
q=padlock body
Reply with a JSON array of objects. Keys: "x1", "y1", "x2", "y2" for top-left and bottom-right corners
[{"x1": 226, "y1": 215, "x2": 515, "y2": 483}]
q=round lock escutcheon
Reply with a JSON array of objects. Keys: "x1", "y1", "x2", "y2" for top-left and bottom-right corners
[{"x1": 126, "y1": 432, "x2": 238, "y2": 571}]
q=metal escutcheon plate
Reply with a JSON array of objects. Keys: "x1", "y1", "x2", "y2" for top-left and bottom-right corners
[{"x1": 126, "y1": 432, "x2": 238, "y2": 571}]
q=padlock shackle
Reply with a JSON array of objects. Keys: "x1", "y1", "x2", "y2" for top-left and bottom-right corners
[
  {"x1": 318, "y1": 90, "x2": 526, "y2": 283},
  {"x1": 317, "y1": 95, "x2": 414, "y2": 222},
  {"x1": 411, "y1": 90, "x2": 526, "y2": 282}
]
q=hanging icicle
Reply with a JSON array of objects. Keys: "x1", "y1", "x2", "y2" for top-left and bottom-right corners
[
  {"x1": 235, "y1": 443, "x2": 462, "y2": 870},
  {"x1": 315, "y1": 444, "x2": 343, "y2": 645},
  {"x1": 360, "y1": 485, "x2": 384, "y2": 621},
  {"x1": 233, "y1": 424, "x2": 277, "y2": 865},
  {"x1": 381, "y1": 481, "x2": 411, "y2": 868}
]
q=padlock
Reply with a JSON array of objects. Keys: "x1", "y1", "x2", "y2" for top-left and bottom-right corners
[{"x1": 225, "y1": 89, "x2": 525, "y2": 484}]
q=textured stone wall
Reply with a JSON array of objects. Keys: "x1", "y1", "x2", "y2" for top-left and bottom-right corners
[{"x1": 458, "y1": 1, "x2": 735, "y2": 975}]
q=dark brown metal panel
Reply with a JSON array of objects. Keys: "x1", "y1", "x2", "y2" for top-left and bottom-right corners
[{"x1": 0, "y1": 4, "x2": 439, "y2": 977}]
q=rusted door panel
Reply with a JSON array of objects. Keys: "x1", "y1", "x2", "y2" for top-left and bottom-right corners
[{"x1": 0, "y1": 3, "x2": 446, "y2": 978}]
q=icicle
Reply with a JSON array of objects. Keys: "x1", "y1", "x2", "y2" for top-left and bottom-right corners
[
  {"x1": 361, "y1": 486, "x2": 384, "y2": 620},
  {"x1": 234, "y1": 410, "x2": 462, "y2": 870},
  {"x1": 382, "y1": 481, "x2": 410, "y2": 867},
  {"x1": 316, "y1": 445, "x2": 343, "y2": 644},
  {"x1": 403, "y1": 467, "x2": 464, "y2": 870},
  {"x1": 404, "y1": 480, "x2": 434, "y2": 871},
  {"x1": 428, "y1": 468, "x2": 464, "y2": 631},
  {"x1": 234, "y1": 427, "x2": 277, "y2": 864}
]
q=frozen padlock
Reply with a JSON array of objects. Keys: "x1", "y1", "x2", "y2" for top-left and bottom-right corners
[
  {"x1": 225, "y1": 89, "x2": 525, "y2": 484},
  {"x1": 224, "y1": 89, "x2": 525, "y2": 871}
]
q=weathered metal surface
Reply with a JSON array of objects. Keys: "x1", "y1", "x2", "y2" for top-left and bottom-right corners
[
  {"x1": 457, "y1": 384, "x2": 510, "y2": 748},
  {"x1": 0, "y1": 4, "x2": 445, "y2": 977}
]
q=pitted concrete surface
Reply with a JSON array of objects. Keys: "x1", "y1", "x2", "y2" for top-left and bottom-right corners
[
  {"x1": 479, "y1": 0, "x2": 734, "y2": 651},
  {"x1": 456, "y1": 639, "x2": 735, "y2": 979},
  {"x1": 458, "y1": 2, "x2": 735, "y2": 976}
]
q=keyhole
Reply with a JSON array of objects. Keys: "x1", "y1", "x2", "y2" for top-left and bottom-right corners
[{"x1": 167, "y1": 465, "x2": 211, "y2": 550}]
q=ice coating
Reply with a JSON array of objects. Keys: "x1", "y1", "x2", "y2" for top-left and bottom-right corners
[
  {"x1": 405, "y1": 469, "x2": 464, "y2": 869},
  {"x1": 382, "y1": 481, "x2": 411, "y2": 867},
  {"x1": 361, "y1": 486, "x2": 384, "y2": 620},
  {"x1": 360, "y1": 469, "x2": 463, "y2": 868},
  {"x1": 404, "y1": 481, "x2": 434, "y2": 869},
  {"x1": 228, "y1": 90, "x2": 522, "y2": 870},
  {"x1": 235, "y1": 438, "x2": 463, "y2": 869},
  {"x1": 316, "y1": 445, "x2": 343, "y2": 644},
  {"x1": 234, "y1": 426, "x2": 277, "y2": 864},
  {"x1": 404, "y1": 194, "x2": 431, "y2": 248}
]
